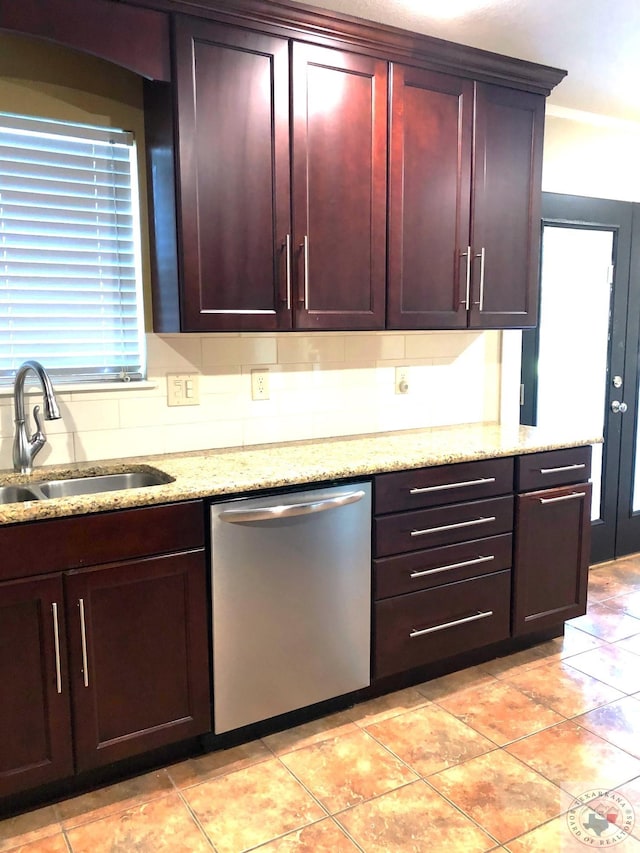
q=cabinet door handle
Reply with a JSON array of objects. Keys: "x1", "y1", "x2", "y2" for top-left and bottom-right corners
[
  {"x1": 539, "y1": 463, "x2": 586, "y2": 474},
  {"x1": 301, "y1": 235, "x2": 310, "y2": 310},
  {"x1": 52, "y1": 602, "x2": 62, "y2": 695},
  {"x1": 410, "y1": 609, "x2": 493, "y2": 638},
  {"x1": 460, "y1": 245, "x2": 472, "y2": 310},
  {"x1": 410, "y1": 516, "x2": 496, "y2": 537},
  {"x1": 285, "y1": 234, "x2": 292, "y2": 310},
  {"x1": 539, "y1": 492, "x2": 583, "y2": 505},
  {"x1": 78, "y1": 598, "x2": 89, "y2": 688},
  {"x1": 409, "y1": 476, "x2": 495, "y2": 495},
  {"x1": 474, "y1": 247, "x2": 486, "y2": 310},
  {"x1": 409, "y1": 554, "x2": 494, "y2": 579}
]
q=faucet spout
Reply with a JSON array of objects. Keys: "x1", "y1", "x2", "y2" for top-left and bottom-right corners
[{"x1": 13, "y1": 360, "x2": 61, "y2": 474}]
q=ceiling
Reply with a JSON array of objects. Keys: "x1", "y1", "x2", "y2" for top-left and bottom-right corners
[{"x1": 307, "y1": 0, "x2": 640, "y2": 123}]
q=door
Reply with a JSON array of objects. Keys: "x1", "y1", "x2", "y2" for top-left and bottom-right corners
[
  {"x1": 173, "y1": 17, "x2": 292, "y2": 331},
  {"x1": 0, "y1": 574, "x2": 73, "y2": 796},
  {"x1": 65, "y1": 550, "x2": 210, "y2": 771},
  {"x1": 470, "y1": 84, "x2": 544, "y2": 328},
  {"x1": 292, "y1": 43, "x2": 387, "y2": 330},
  {"x1": 521, "y1": 193, "x2": 640, "y2": 562}
]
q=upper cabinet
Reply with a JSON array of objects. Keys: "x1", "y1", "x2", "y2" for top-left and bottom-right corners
[
  {"x1": 168, "y1": 17, "x2": 386, "y2": 332},
  {"x1": 387, "y1": 65, "x2": 544, "y2": 329}
]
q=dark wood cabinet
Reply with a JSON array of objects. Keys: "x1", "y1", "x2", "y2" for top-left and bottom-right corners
[
  {"x1": 513, "y1": 447, "x2": 592, "y2": 635},
  {"x1": 0, "y1": 502, "x2": 210, "y2": 797},
  {"x1": 169, "y1": 17, "x2": 386, "y2": 332},
  {"x1": 388, "y1": 66, "x2": 544, "y2": 330},
  {"x1": 0, "y1": 575, "x2": 73, "y2": 798}
]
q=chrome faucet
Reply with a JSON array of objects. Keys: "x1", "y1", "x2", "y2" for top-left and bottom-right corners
[{"x1": 13, "y1": 360, "x2": 61, "y2": 474}]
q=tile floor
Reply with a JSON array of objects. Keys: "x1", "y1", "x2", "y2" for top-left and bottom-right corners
[{"x1": 3, "y1": 556, "x2": 640, "y2": 852}]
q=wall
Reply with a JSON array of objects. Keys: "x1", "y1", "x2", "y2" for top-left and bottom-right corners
[{"x1": 0, "y1": 33, "x2": 503, "y2": 469}]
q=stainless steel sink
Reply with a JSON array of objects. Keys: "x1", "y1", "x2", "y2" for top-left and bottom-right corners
[
  {"x1": 0, "y1": 468, "x2": 171, "y2": 505},
  {"x1": 0, "y1": 485, "x2": 41, "y2": 504},
  {"x1": 38, "y1": 471, "x2": 169, "y2": 499}
]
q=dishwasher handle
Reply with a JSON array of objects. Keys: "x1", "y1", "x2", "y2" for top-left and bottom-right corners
[{"x1": 218, "y1": 489, "x2": 367, "y2": 523}]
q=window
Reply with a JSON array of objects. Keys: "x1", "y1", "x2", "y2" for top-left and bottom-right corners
[{"x1": 0, "y1": 113, "x2": 146, "y2": 385}]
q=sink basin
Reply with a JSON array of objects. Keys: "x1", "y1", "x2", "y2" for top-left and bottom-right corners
[
  {"x1": 0, "y1": 485, "x2": 41, "y2": 504},
  {"x1": 0, "y1": 468, "x2": 171, "y2": 505},
  {"x1": 37, "y1": 471, "x2": 170, "y2": 499}
]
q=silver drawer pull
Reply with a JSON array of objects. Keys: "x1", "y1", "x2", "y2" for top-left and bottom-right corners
[
  {"x1": 410, "y1": 555, "x2": 494, "y2": 579},
  {"x1": 410, "y1": 610, "x2": 493, "y2": 638},
  {"x1": 539, "y1": 463, "x2": 586, "y2": 474},
  {"x1": 539, "y1": 492, "x2": 583, "y2": 505},
  {"x1": 52, "y1": 602, "x2": 62, "y2": 695},
  {"x1": 79, "y1": 598, "x2": 89, "y2": 688},
  {"x1": 409, "y1": 477, "x2": 495, "y2": 495},
  {"x1": 410, "y1": 516, "x2": 496, "y2": 537}
]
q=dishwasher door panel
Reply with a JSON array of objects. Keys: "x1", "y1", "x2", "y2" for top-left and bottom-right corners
[{"x1": 211, "y1": 482, "x2": 371, "y2": 734}]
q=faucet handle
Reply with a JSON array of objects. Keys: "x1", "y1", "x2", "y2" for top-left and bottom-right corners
[{"x1": 31, "y1": 404, "x2": 46, "y2": 442}]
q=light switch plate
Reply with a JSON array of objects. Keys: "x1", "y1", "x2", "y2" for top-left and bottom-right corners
[{"x1": 167, "y1": 373, "x2": 200, "y2": 407}]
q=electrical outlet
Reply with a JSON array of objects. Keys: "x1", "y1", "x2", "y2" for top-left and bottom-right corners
[
  {"x1": 251, "y1": 368, "x2": 270, "y2": 401},
  {"x1": 167, "y1": 373, "x2": 200, "y2": 406},
  {"x1": 395, "y1": 367, "x2": 409, "y2": 395}
]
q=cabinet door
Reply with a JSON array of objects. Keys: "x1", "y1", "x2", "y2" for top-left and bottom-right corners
[
  {"x1": 387, "y1": 64, "x2": 472, "y2": 329},
  {"x1": 174, "y1": 17, "x2": 292, "y2": 331},
  {"x1": 65, "y1": 550, "x2": 210, "y2": 771},
  {"x1": 0, "y1": 575, "x2": 73, "y2": 797},
  {"x1": 292, "y1": 43, "x2": 387, "y2": 330},
  {"x1": 469, "y1": 84, "x2": 544, "y2": 329},
  {"x1": 513, "y1": 483, "x2": 592, "y2": 635}
]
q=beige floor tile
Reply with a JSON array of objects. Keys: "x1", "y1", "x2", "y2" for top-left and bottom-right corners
[
  {"x1": 586, "y1": 571, "x2": 631, "y2": 602},
  {"x1": 251, "y1": 818, "x2": 359, "y2": 851},
  {"x1": 574, "y1": 696, "x2": 640, "y2": 757},
  {"x1": 506, "y1": 814, "x2": 640, "y2": 852},
  {"x1": 337, "y1": 779, "x2": 498, "y2": 853},
  {"x1": 346, "y1": 686, "x2": 430, "y2": 727},
  {"x1": 262, "y1": 710, "x2": 357, "y2": 756},
  {"x1": 0, "y1": 806, "x2": 61, "y2": 852},
  {"x1": 429, "y1": 749, "x2": 569, "y2": 843},
  {"x1": 615, "y1": 633, "x2": 640, "y2": 657},
  {"x1": 168, "y1": 739, "x2": 272, "y2": 788},
  {"x1": 2, "y1": 834, "x2": 69, "y2": 853},
  {"x1": 522, "y1": 625, "x2": 606, "y2": 666},
  {"x1": 569, "y1": 602, "x2": 640, "y2": 642},
  {"x1": 183, "y1": 758, "x2": 324, "y2": 853},
  {"x1": 417, "y1": 665, "x2": 497, "y2": 700},
  {"x1": 433, "y1": 679, "x2": 565, "y2": 746},
  {"x1": 503, "y1": 659, "x2": 624, "y2": 717},
  {"x1": 56, "y1": 769, "x2": 174, "y2": 829},
  {"x1": 480, "y1": 643, "x2": 571, "y2": 680},
  {"x1": 564, "y1": 644, "x2": 640, "y2": 693},
  {"x1": 365, "y1": 702, "x2": 496, "y2": 776},
  {"x1": 506, "y1": 720, "x2": 640, "y2": 798},
  {"x1": 280, "y1": 728, "x2": 417, "y2": 813},
  {"x1": 598, "y1": 590, "x2": 640, "y2": 619},
  {"x1": 64, "y1": 792, "x2": 209, "y2": 853}
]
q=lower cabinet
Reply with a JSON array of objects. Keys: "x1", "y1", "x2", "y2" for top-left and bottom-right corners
[
  {"x1": 0, "y1": 501, "x2": 211, "y2": 798},
  {"x1": 512, "y1": 446, "x2": 592, "y2": 636}
]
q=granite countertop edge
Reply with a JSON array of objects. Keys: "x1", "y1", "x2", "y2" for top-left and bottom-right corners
[{"x1": 0, "y1": 422, "x2": 600, "y2": 525}]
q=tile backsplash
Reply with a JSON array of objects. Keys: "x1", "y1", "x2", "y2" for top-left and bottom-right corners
[{"x1": 0, "y1": 330, "x2": 502, "y2": 469}]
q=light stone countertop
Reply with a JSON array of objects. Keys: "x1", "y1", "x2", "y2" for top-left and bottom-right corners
[{"x1": 0, "y1": 422, "x2": 600, "y2": 526}]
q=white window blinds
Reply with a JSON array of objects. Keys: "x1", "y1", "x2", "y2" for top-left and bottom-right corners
[{"x1": 0, "y1": 113, "x2": 145, "y2": 384}]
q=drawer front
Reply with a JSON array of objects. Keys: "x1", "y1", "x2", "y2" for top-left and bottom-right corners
[
  {"x1": 374, "y1": 495, "x2": 513, "y2": 557},
  {"x1": 375, "y1": 457, "x2": 513, "y2": 514},
  {"x1": 374, "y1": 533, "x2": 512, "y2": 599},
  {"x1": 374, "y1": 569, "x2": 511, "y2": 679},
  {"x1": 517, "y1": 446, "x2": 592, "y2": 492}
]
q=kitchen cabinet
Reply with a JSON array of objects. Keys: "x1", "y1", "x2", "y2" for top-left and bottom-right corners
[
  {"x1": 169, "y1": 16, "x2": 386, "y2": 332},
  {"x1": 0, "y1": 501, "x2": 210, "y2": 797},
  {"x1": 513, "y1": 447, "x2": 592, "y2": 635},
  {"x1": 388, "y1": 64, "x2": 544, "y2": 329},
  {"x1": 373, "y1": 457, "x2": 514, "y2": 679},
  {"x1": 0, "y1": 575, "x2": 73, "y2": 798}
]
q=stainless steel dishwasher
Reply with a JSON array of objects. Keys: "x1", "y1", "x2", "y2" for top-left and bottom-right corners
[{"x1": 210, "y1": 481, "x2": 371, "y2": 734}]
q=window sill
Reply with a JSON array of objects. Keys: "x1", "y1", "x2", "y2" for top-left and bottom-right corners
[{"x1": 0, "y1": 380, "x2": 158, "y2": 398}]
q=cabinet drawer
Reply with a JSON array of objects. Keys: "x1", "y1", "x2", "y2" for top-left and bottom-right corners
[
  {"x1": 517, "y1": 446, "x2": 591, "y2": 492},
  {"x1": 374, "y1": 569, "x2": 511, "y2": 679},
  {"x1": 374, "y1": 495, "x2": 513, "y2": 557},
  {"x1": 375, "y1": 457, "x2": 513, "y2": 514},
  {"x1": 374, "y1": 533, "x2": 512, "y2": 599}
]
